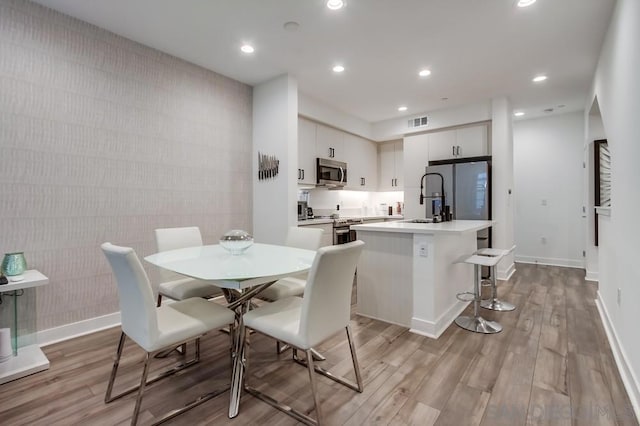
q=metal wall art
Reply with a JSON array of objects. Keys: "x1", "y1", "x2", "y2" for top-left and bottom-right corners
[{"x1": 258, "y1": 152, "x2": 279, "y2": 180}]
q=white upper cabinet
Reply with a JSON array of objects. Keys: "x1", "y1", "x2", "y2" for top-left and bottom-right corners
[
  {"x1": 316, "y1": 123, "x2": 344, "y2": 161},
  {"x1": 428, "y1": 124, "x2": 489, "y2": 161},
  {"x1": 378, "y1": 141, "x2": 403, "y2": 191},
  {"x1": 455, "y1": 125, "x2": 488, "y2": 158},
  {"x1": 298, "y1": 117, "x2": 317, "y2": 184},
  {"x1": 427, "y1": 129, "x2": 457, "y2": 162},
  {"x1": 344, "y1": 133, "x2": 378, "y2": 191},
  {"x1": 403, "y1": 133, "x2": 430, "y2": 190}
]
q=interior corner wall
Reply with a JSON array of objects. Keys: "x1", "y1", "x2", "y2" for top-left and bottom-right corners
[
  {"x1": 252, "y1": 74, "x2": 298, "y2": 244},
  {"x1": 513, "y1": 112, "x2": 585, "y2": 268},
  {"x1": 588, "y1": 0, "x2": 640, "y2": 418},
  {"x1": 0, "y1": 0, "x2": 253, "y2": 332},
  {"x1": 584, "y1": 107, "x2": 605, "y2": 281},
  {"x1": 491, "y1": 97, "x2": 515, "y2": 279}
]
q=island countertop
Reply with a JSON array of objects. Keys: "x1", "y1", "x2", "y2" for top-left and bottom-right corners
[{"x1": 350, "y1": 219, "x2": 494, "y2": 234}]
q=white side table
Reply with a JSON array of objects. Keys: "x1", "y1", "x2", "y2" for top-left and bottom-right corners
[{"x1": 0, "y1": 270, "x2": 49, "y2": 384}]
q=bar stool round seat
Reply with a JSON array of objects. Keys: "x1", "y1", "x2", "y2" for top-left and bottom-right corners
[
  {"x1": 476, "y1": 246, "x2": 516, "y2": 312},
  {"x1": 455, "y1": 254, "x2": 503, "y2": 334}
]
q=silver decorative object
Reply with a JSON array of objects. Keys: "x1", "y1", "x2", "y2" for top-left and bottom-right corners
[
  {"x1": 220, "y1": 230, "x2": 254, "y2": 255},
  {"x1": 258, "y1": 151, "x2": 279, "y2": 180}
]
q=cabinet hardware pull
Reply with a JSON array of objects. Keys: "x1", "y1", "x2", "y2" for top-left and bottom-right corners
[
  {"x1": 452, "y1": 146, "x2": 456, "y2": 156},
  {"x1": 301, "y1": 169, "x2": 304, "y2": 180},
  {"x1": 298, "y1": 169, "x2": 301, "y2": 180}
]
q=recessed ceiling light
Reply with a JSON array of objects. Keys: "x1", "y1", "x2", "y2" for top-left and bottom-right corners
[
  {"x1": 398, "y1": 106, "x2": 408, "y2": 112},
  {"x1": 326, "y1": 0, "x2": 344, "y2": 10},
  {"x1": 557, "y1": 104, "x2": 566, "y2": 108},
  {"x1": 517, "y1": 0, "x2": 537, "y2": 7},
  {"x1": 419, "y1": 69, "x2": 431, "y2": 77},
  {"x1": 532, "y1": 75, "x2": 547, "y2": 82},
  {"x1": 332, "y1": 65, "x2": 345, "y2": 73},
  {"x1": 441, "y1": 97, "x2": 449, "y2": 101},
  {"x1": 514, "y1": 111, "x2": 525, "y2": 117},
  {"x1": 240, "y1": 44, "x2": 254, "y2": 54}
]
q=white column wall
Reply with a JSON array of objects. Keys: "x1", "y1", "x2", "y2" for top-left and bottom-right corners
[
  {"x1": 252, "y1": 74, "x2": 298, "y2": 244},
  {"x1": 491, "y1": 97, "x2": 515, "y2": 279}
]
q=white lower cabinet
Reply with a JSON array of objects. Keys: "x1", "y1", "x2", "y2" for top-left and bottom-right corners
[{"x1": 298, "y1": 222, "x2": 333, "y2": 247}]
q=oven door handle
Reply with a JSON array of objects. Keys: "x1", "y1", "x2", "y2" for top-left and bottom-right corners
[
  {"x1": 339, "y1": 167, "x2": 344, "y2": 183},
  {"x1": 334, "y1": 229, "x2": 350, "y2": 235}
]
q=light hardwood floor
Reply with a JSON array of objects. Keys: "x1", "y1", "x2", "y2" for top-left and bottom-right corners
[{"x1": 0, "y1": 264, "x2": 637, "y2": 425}]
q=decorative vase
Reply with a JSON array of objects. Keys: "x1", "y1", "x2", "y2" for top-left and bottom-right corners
[{"x1": 2, "y1": 252, "x2": 27, "y2": 277}]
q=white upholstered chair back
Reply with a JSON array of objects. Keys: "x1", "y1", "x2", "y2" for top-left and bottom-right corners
[
  {"x1": 154, "y1": 227, "x2": 203, "y2": 283},
  {"x1": 299, "y1": 240, "x2": 364, "y2": 347},
  {"x1": 285, "y1": 226, "x2": 323, "y2": 250},
  {"x1": 101, "y1": 243, "x2": 158, "y2": 349}
]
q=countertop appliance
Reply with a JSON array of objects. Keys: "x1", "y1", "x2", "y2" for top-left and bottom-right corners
[
  {"x1": 317, "y1": 158, "x2": 347, "y2": 188},
  {"x1": 297, "y1": 201, "x2": 308, "y2": 221},
  {"x1": 425, "y1": 157, "x2": 492, "y2": 272},
  {"x1": 333, "y1": 218, "x2": 363, "y2": 245}
]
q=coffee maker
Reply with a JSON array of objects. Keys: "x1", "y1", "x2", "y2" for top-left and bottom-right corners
[{"x1": 297, "y1": 201, "x2": 308, "y2": 220}]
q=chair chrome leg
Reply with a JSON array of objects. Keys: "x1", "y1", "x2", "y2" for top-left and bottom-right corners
[
  {"x1": 305, "y1": 349, "x2": 323, "y2": 425},
  {"x1": 346, "y1": 325, "x2": 363, "y2": 392},
  {"x1": 105, "y1": 332, "x2": 127, "y2": 403},
  {"x1": 131, "y1": 352, "x2": 152, "y2": 426},
  {"x1": 276, "y1": 341, "x2": 290, "y2": 354}
]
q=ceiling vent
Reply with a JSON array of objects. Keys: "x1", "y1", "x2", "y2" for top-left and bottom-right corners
[{"x1": 408, "y1": 116, "x2": 428, "y2": 128}]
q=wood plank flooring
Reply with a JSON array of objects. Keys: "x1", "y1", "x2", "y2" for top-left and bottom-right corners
[{"x1": 0, "y1": 263, "x2": 637, "y2": 425}]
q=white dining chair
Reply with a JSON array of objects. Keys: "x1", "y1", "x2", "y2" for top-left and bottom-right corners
[
  {"x1": 101, "y1": 243, "x2": 235, "y2": 426},
  {"x1": 257, "y1": 226, "x2": 324, "y2": 302},
  {"x1": 243, "y1": 240, "x2": 365, "y2": 426},
  {"x1": 155, "y1": 226, "x2": 222, "y2": 306}
]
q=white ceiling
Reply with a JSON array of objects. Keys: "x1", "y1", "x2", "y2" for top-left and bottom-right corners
[{"x1": 33, "y1": 0, "x2": 615, "y2": 123}]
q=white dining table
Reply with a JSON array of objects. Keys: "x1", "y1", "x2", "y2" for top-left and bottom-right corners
[{"x1": 145, "y1": 243, "x2": 316, "y2": 418}]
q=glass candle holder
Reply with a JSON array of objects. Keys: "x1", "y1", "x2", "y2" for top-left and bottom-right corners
[
  {"x1": 2, "y1": 252, "x2": 27, "y2": 276},
  {"x1": 219, "y1": 230, "x2": 254, "y2": 255}
]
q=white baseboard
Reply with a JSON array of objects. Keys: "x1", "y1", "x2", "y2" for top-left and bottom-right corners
[
  {"x1": 410, "y1": 300, "x2": 469, "y2": 339},
  {"x1": 585, "y1": 269, "x2": 599, "y2": 282},
  {"x1": 595, "y1": 292, "x2": 640, "y2": 423},
  {"x1": 37, "y1": 312, "x2": 121, "y2": 347},
  {"x1": 498, "y1": 261, "x2": 516, "y2": 281},
  {"x1": 515, "y1": 255, "x2": 584, "y2": 269}
]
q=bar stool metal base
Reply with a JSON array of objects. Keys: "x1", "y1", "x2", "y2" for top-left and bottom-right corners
[
  {"x1": 481, "y1": 298, "x2": 515, "y2": 312},
  {"x1": 455, "y1": 315, "x2": 502, "y2": 334}
]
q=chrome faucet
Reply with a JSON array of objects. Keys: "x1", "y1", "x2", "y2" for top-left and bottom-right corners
[{"x1": 419, "y1": 172, "x2": 446, "y2": 219}]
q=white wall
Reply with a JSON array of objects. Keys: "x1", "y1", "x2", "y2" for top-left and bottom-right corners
[
  {"x1": 253, "y1": 75, "x2": 298, "y2": 244},
  {"x1": 584, "y1": 102, "x2": 605, "y2": 281},
  {"x1": 372, "y1": 101, "x2": 491, "y2": 141},
  {"x1": 298, "y1": 92, "x2": 373, "y2": 140},
  {"x1": 587, "y1": 0, "x2": 640, "y2": 417},
  {"x1": 513, "y1": 112, "x2": 585, "y2": 268}
]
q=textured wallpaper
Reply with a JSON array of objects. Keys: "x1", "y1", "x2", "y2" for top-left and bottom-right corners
[{"x1": 0, "y1": 0, "x2": 253, "y2": 331}]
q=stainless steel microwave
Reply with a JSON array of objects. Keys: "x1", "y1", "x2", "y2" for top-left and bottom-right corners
[{"x1": 316, "y1": 158, "x2": 347, "y2": 188}]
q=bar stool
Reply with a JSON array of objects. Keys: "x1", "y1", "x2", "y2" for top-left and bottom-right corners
[
  {"x1": 477, "y1": 246, "x2": 516, "y2": 312},
  {"x1": 456, "y1": 254, "x2": 502, "y2": 334}
]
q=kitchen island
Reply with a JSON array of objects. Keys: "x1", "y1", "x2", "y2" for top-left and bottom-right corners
[{"x1": 350, "y1": 220, "x2": 494, "y2": 338}]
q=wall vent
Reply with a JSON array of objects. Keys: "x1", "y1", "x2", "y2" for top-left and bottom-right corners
[{"x1": 407, "y1": 116, "x2": 428, "y2": 128}]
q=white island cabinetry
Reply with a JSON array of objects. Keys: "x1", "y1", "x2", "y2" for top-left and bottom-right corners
[{"x1": 350, "y1": 220, "x2": 494, "y2": 338}]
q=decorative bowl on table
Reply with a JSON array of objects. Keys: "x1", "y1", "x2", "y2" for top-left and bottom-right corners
[{"x1": 220, "y1": 230, "x2": 254, "y2": 255}]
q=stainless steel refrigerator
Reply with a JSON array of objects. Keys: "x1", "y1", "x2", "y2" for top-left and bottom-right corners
[{"x1": 425, "y1": 158, "x2": 492, "y2": 271}]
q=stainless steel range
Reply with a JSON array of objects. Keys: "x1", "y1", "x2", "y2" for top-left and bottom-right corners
[{"x1": 333, "y1": 218, "x2": 363, "y2": 245}]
